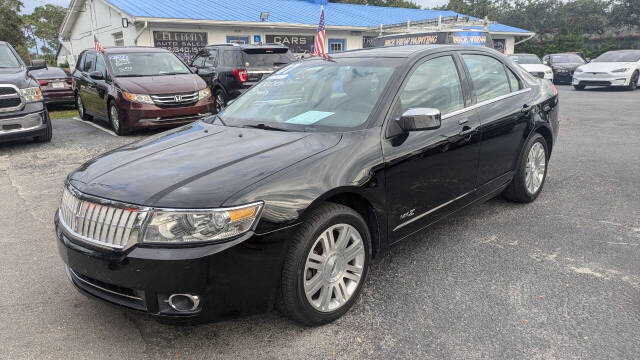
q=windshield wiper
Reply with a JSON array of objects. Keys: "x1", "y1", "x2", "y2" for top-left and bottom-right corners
[
  {"x1": 242, "y1": 123, "x2": 290, "y2": 132},
  {"x1": 158, "y1": 72, "x2": 190, "y2": 76}
]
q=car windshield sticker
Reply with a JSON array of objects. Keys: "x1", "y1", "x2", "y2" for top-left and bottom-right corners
[
  {"x1": 109, "y1": 55, "x2": 132, "y2": 72},
  {"x1": 286, "y1": 111, "x2": 334, "y2": 125}
]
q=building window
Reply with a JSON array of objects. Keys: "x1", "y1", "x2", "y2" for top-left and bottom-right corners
[
  {"x1": 113, "y1": 32, "x2": 124, "y2": 47},
  {"x1": 328, "y1": 39, "x2": 345, "y2": 53}
]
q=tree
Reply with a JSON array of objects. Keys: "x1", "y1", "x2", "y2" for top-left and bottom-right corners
[
  {"x1": 329, "y1": 0, "x2": 421, "y2": 9},
  {"x1": 0, "y1": 0, "x2": 29, "y2": 61},
  {"x1": 611, "y1": 0, "x2": 640, "y2": 27},
  {"x1": 21, "y1": 4, "x2": 67, "y2": 61}
]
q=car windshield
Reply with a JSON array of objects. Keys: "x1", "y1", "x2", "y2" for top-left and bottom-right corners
[
  {"x1": 242, "y1": 49, "x2": 296, "y2": 67},
  {"x1": 593, "y1": 51, "x2": 640, "y2": 63},
  {"x1": 107, "y1": 52, "x2": 190, "y2": 77},
  {"x1": 551, "y1": 54, "x2": 584, "y2": 64},
  {"x1": 509, "y1": 54, "x2": 541, "y2": 64},
  {"x1": 0, "y1": 45, "x2": 22, "y2": 68},
  {"x1": 213, "y1": 58, "x2": 399, "y2": 132}
]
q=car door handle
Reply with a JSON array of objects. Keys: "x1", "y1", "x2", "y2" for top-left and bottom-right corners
[
  {"x1": 458, "y1": 117, "x2": 470, "y2": 125},
  {"x1": 521, "y1": 104, "x2": 532, "y2": 113},
  {"x1": 458, "y1": 126, "x2": 475, "y2": 137}
]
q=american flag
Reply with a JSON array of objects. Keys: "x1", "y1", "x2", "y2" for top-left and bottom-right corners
[
  {"x1": 94, "y1": 35, "x2": 104, "y2": 53},
  {"x1": 313, "y1": 6, "x2": 326, "y2": 56}
]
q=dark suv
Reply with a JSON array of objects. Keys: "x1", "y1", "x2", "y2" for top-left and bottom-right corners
[
  {"x1": 190, "y1": 43, "x2": 296, "y2": 112},
  {"x1": 0, "y1": 41, "x2": 51, "y2": 143}
]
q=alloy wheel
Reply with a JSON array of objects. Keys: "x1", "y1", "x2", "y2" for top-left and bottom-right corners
[
  {"x1": 215, "y1": 92, "x2": 225, "y2": 113},
  {"x1": 110, "y1": 105, "x2": 120, "y2": 132},
  {"x1": 303, "y1": 223, "x2": 365, "y2": 312},
  {"x1": 525, "y1": 142, "x2": 546, "y2": 195}
]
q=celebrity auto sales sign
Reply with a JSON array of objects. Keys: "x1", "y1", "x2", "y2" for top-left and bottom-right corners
[{"x1": 153, "y1": 31, "x2": 208, "y2": 63}]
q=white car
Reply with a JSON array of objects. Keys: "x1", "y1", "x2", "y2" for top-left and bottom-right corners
[
  {"x1": 508, "y1": 53, "x2": 553, "y2": 81},
  {"x1": 572, "y1": 50, "x2": 640, "y2": 90}
]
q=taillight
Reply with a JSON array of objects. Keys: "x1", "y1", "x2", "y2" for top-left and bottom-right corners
[
  {"x1": 551, "y1": 83, "x2": 558, "y2": 96},
  {"x1": 66, "y1": 78, "x2": 73, "y2": 85},
  {"x1": 38, "y1": 80, "x2": 48, "y2": 86},
  {"x1": 232, "y1": 69, "x2": 248, "y2": 83}
]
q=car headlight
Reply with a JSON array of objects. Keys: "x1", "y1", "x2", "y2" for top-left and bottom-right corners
[
  {"x1": 142, "y1": 202, "x2": 263, "y2": 244},
  {"x1": 19, "y1": 87, "x2": 43, "y2": 102},
  {"x1": 198, "y1": 87, "x2": 211, "y2": 101},
  {"x1": 574, "y1": 67, "x2": 583, "y2": 73},
  {"x1": 123, "y1": 92, "x2": 154, "y2": 104},
  {"x1": 612, "y1": 68, "x2": 629, "y2": 73}
]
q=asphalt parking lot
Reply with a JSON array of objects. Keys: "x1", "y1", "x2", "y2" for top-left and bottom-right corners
[{"x1": 1, "y1": 85, "x2": 638, "y2": 359}]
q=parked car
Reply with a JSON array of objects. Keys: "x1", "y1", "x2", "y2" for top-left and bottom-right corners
[
  {"x1": 55, "y1": 45, "x2": 559, "y2": 325},
  {"x1": 508, "y1": 53, "x2": 553, "y2": 81},
  {"x1": 31, "y1": 66, "x2": 75, "y2": 105},
  {"x1": 73, "y1": 47, "x2": 214, "y2": 135},
  {"x1": 572, "y1": 50, "x2": 640, "y2": 90},
  {"x1": 542, "y1": 53, "x2": 586, "y2": 84},
  {"x1": 190, "y1": 43, "x2": 296, "y2": 112},
  {"x1": 0, "y1": 41, "x2": 51, "y2": 143}
]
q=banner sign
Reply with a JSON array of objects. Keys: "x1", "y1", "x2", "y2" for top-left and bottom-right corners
[
  {"x1": 153, "y1": 31, "x2": 208, "y2": 63},
  {"x1": 374, "y1": 31, "x2": 494, "y2": 49},
  {"x1": 362, "y1": 36, "x2": 377, "y2": 48},
  {"x1": 266, "y1": 35, "x2": 314, "y2": 53},
  {"x1": 450, "y1": 31, "x2": 488, "y2": 47}
]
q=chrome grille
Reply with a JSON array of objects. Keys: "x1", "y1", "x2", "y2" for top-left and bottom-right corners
[
  {"x1": 150, "y1": 92, "x2": 199, "y2": 107},
  {"x1": 0, "y1": 84, "x2": 22, "y2": 112},
  {"x1": 58, "y1": 187, "x2": 149, "y2": 249}
]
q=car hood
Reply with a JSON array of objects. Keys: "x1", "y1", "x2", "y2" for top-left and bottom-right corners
[
  {"x1": 68, "y1": 122, "x2": 341, "y2": 208},
  {"x1": 519, "y1": 64, "x2": 552, "y2": 72},
  {"x1": 552, "y1": 63, "x2": 583, "y2": 71},
  {"x1": 577, "y1": 62, "x2": 636, "y2": 72},
  {"x1": 114, "y1": 74, "x2": 206, "y2": 94},
  {"x1": 0, "y1": 67, "x2": 37, "y2": 88}
]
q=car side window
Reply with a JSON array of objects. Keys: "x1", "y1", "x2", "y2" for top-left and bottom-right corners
[
  {"x1": 205, "y1": 50, "x2": 217, "y2": 67},
  {"x1": 192, "y1": 54, "x2": 205, "y2": 67},
  {"x1": 506, "y1": 68, "x2": 520, "y2": 92},
  {"x1": 83, "y1": 53, "x2": 96, "y2": 73},
  {"x1": 94, "y1": 55, "x2": 107, "y2": 78},
  {"x1": 398, "y1": 55, "x2": 464, "y2": 116},
  {"x1": 463, "y1": 54, "x2": 511, "y2": 103}
]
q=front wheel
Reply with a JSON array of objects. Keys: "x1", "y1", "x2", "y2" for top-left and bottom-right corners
[
  {"x1": 214, "y1": 89, "x2": 226, "y2": 113},
  {"x1": 109, "y1": 101, "x2": 129, "y2": 136},
  {"x1": 503, "y1": 133, "x2": 549, "y2": 203},
  {"x1": 278, "y1": 203, "x2": 370, "y2": 326},
  {"x1": 573, "y1": 84, "x2": 585, "y2": 90},
  {"x1": 76, "y1": 94, "x2": 91, "y2": 120},
  {"x1": 626, "y1": 71, "x2": 638, "y2": 91}
]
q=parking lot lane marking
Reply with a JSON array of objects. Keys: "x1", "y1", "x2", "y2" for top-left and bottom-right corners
[{"x1": 71, "y1": 117, "x2": 118, "y2": 137}]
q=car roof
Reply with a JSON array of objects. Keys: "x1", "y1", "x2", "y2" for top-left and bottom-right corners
[
  {"x1": 30, "y1": 67, "x2": 70, "y2": 78},
  {"x1": 329, "y1": 44, "x2": 499, "y2": 59},
  {"x1": 101, "y1": 47, "x2": 170, "y2": 54}
]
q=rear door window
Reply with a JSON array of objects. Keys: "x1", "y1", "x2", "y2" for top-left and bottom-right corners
[{"x1": 463, "y1": 54, "x2": 510, "y2": 103}]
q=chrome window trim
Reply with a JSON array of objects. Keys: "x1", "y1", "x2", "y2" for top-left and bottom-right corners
[
  {"x1": 393, "y1": 191, "x2": 473, "y2": 231},
  {"x1": 442, "y1": 88, "x2": 531, "y2": 120},
  {"x1": 0, "y1": 84, "x2": 24, "y2": 113}
]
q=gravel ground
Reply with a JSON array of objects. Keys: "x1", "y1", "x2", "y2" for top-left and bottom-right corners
[{"x1": 1, "y1": 86, "x2": 638, "y2": 359}]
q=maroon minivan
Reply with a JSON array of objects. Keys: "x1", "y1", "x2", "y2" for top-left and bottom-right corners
[{"x1": 73, "y1": 47, "x2": 214, "y2": 135}]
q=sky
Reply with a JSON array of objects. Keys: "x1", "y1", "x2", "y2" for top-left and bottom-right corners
[{"x1": 21, "y1": 0, "x2": 449, "y2": 14}]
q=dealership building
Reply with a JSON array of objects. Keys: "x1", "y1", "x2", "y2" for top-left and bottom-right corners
[{"x1": 58, "y1": 0, "x2": 534, "y2": 67}]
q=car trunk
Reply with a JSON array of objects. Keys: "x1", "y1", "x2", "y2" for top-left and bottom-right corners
[{"x1": 242, "y1": 48, "x2": 294, "y2": 85}]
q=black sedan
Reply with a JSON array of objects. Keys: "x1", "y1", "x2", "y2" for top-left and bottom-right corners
[{"x1": 55, "y1": 45, "x2": 559, "y2": 326}]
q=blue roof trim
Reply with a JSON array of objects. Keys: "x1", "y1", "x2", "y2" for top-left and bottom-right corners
[{"x1": 108, "y1": 0, "x2": 532, "y2": 34}]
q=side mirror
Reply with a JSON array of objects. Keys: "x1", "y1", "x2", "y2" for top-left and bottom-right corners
[
  {"x1": 28, "y1": 59, "x2": 47, "y2": 71},
  {"x1": 189, "y1": 66, "x2": 198, "y2": 73},
  {"x1": 397, "y1": 108, "x2": 441, "y2": 132},
  {"x1": 89, "y1": 71, "x2": 104, "y2": 80}
]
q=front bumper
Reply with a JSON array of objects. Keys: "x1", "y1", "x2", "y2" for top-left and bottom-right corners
[
  {"x1": 54, "y1": 211, "x2": 290, "y2": 323},
  {"x1": 118, "y1": 97, "x2": 215, "y2": 130},
  {"x1": 0, "y1": 108, "x2": 49, "y2": 142},
  {"x1": 572, "y1": 73, "x2": 631, "y2": 87},
  {"x1": 553, "y1": 71, "x2": 574, "y2": 84}
]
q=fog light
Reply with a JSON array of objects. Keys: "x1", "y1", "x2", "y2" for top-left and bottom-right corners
[{"x1": 167, "y1": 294, "x2": 200, "y2": 312}]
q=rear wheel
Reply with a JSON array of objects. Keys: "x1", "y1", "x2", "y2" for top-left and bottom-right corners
[
  {"x1": 626, "y1": 71, "x2": 638, "y2": 91},
  {"x1": 109, "y1": 101, "x2": 129, "y2": 136},
  {"x1": 503, "y1": 133, "x2": 549, "y2": 203},
  {"x1": 214, "y1": 89, "x2": 226, "y2": 113},
  {"x1": 573, "y1": 84, "x2": 585, "y2": 90},
  {"x1": 278, "y1": 203, "x2": 370, "y2": 326},
  {"x1": 76, "y1": 94, "x2": 91, "y2": 120}
]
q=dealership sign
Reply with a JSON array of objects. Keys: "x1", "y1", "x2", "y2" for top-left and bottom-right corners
[
  {"x1": 153, "y1": 31, "x2": 208, "y2": 63},
  {"x1": 266, "y1": 35, "x2": 314, "y2": 53}
]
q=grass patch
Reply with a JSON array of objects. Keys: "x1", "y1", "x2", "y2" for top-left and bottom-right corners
[{"x1": 48, "y1": 105, "x2": 78, "y2": 120}]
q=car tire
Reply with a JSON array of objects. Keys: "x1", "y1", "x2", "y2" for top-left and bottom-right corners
[
  {"x1": 573, "y1": 84, "x2": 585, "y2": 90},
  {"x1": 214, "y1": 89, "x2": 226, "y2": 113},
  {"x1": 76, "y1": 93, "x2": 91, "y2": 120},
  {"x1": 277, "y1": 202, "x2": 371, "y2": 326},
  {"x1": 502, "y1": 133, "x2": 549, "y2": 203},
  {"x1": 34, "y1": 117, "x2": 52, "y2": 143},
  {"x1": 108, "y1": 101, "x2": 129, "y2": 136},
  {"x1": 626, "y1": 71, "x2": 638, "y2": 91}
]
